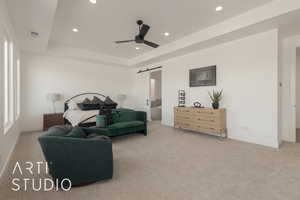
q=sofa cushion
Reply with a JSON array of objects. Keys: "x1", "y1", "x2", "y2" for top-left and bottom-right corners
[
  {"x1": 108, "y1": 121, "x2": 144, "y2": 129},
  {"x1": 65, "y1": 126, "x2": 87, "y2": 138},
  {"x1": 107, "y1": 125, "x2": 145, "y2": 137}
]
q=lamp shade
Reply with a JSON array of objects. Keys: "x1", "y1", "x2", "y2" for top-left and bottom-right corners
[
  {"x1": 46, "y1": 93, "x2": 61, "y2": 102},
  {"x1": 117, "y1": 94, "x2": 127, "y2": 101}
]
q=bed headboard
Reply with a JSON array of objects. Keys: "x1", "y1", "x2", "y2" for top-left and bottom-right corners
[{"x1": 64, "y1": 92, "x2": 106, "y2": 112}]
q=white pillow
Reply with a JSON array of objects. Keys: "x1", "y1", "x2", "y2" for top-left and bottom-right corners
[{"x1": 68, "y1": 100, "x2": 79, "y2": 110}]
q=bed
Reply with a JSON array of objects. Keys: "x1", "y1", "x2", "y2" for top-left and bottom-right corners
[{"x1": 64, "y1": 93, "x2": 114, "y2": 127}]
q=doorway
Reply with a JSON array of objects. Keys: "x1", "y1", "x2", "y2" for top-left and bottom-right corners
[
  {"x1": 150, "y1": 70, "x2": 162, "y2": 122},
  {"x1": 296, "y1": 48, "x2": 300, "y2": 143}
]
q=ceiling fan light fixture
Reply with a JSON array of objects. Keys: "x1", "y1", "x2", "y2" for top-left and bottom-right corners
[
  {"x1": 216, "y1": 6, "x2": 223, "y2": 12},
  {"x1": 72, "y1": 28, "x2": 79, "y2": 32},
  {"x1": 89, "y1": 0, "x2": 97, "y2": 4},
  {"x1": 135, "y1": 47, "x2": 140, "y2": 50},
  {"x1": 164, "y1": 32, "x2": 170, "y2": 36}
]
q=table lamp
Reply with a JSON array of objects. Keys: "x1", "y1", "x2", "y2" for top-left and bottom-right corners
[{"x1": 47, "y1": 93, "x2": 61, "y2": 113}]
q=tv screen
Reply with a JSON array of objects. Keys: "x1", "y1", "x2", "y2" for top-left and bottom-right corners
[{"x1": 189, "y1": 66, "x2": 216, "y2": 87}]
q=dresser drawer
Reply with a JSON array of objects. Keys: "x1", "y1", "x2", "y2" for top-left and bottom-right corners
[
  {"x1": 193, "y1": 109, "x2": 221, "y2": 117},
  {"x1": 192, "y1": 124, "x2": 222, "y2": 134},
  {"x1": 174, "y1": 107, "x2": 193, "y2": 114},
  {"x1": 175, "y1": 115, "x2": 193, "y2": 122},
  {"x1": 174, "y1": 121, "x2": 193, "y2": 129},
  {"x1": 193, "y1": 116, "x2": 221, "y2": 126}
]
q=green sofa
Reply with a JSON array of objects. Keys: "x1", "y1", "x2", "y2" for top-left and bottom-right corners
[
  {"x1": 83, "y1": 111, "x2": 147, "y2": 137},
  {"x1": 38, "y1": 126, "x2": 113, "y2": 187}
]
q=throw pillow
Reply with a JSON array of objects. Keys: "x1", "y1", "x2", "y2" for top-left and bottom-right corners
[
  {"x1": 104, "y1": 96, "x2": 117, "y2": 106},
  {"x1": 77, "y1": 103, "x2": 100, "y2": 110},
  {"x1": 82, "y1": 98, "x2": 91, "y2": 104},
  {"x1": 91, "y1": 96, "x2": 105, "y2": 106},
  {"x1": 65, "y1": 126, "x2": 87, "y2": 138}
]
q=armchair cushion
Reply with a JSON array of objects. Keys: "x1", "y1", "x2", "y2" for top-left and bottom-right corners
[
  {"x1": 65, "y1": 126, "x2": 87, "y2": 138},
  {"x1": 46, "y1": 126, "x2": 71, "y2": 137}
]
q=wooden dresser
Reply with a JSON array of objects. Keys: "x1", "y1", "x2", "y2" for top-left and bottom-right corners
[{"x1": 174, "y1": 107, "x2": 227, "y2": 138}]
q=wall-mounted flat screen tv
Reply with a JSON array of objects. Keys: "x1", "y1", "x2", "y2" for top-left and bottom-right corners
[{"x1": 189, "y1": 65, "x2": 216, "y2": 87}]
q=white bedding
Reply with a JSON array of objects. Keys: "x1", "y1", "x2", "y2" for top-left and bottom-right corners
[{"x1": 63, "y1": 109, "x2": 99, "y2": 126}]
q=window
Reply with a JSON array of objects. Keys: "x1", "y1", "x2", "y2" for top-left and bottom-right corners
[
  {"x1": 9, "y1": 42, "x2": 14, "y2": 123},
  {"x1": 16, "y1": 59, "x2": 20, "y2": 119},
  {"x1": 4, "y1": 39, "x2": 9, "y2": 127},
  {"x1": 3, "y1": 36, "x2": 17, "y2": 134}
]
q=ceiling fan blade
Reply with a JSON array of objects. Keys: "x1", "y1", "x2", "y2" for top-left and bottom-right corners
[
  {"x1": 144, "y1": 40, "x2": 159, "y2": 48},
  {"x1": 115, "y1": 40, "x2": 135, "y2": 44},
  {"x1": 139, "y1": 24, "x2": 150, "y2": 37}
]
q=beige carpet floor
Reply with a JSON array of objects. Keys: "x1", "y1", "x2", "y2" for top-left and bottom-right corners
[{"x1": 1, "y1": 122, "x2": 300, "y2": 200}]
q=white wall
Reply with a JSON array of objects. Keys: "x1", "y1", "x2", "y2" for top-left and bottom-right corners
[
  {"x1": 0, "y1": 0, "x2": 21, "y2": 178},
  {"x1": 131, "y1": 30, "x2": 279, "y2": 148},
  {"x1": 21, "y1": 52, "x2": 133, "y2": 132}
]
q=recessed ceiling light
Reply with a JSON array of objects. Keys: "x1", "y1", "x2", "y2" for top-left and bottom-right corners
[
  {"x1": 135, "y1": 47, "x2": 140, "y2": 50},
  {"x1": 216, "y1": 6, "x2": 223, "y2": 12},
  {"x1": 30, "y1": 31, "x2": 39, "y2": 38},
  {"x1": 164, "y1": 32, "x2": 170, "y2": 36},
  {"x1": 72, "y1": 28, "x2": 79, "y2": 32},
  {"x1": 89, "y1": 0, "x2": 97, "y2": 4}
]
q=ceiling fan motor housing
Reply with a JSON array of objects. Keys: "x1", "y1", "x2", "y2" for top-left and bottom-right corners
[
  {"x1": 135, "y1": 35, "x2": 144, "y2": 43},
  {"x1": 137, "y1": 20, "x2": 143, "y2": 25},
  {"x1": 115, "y1": 20, "x2": 159, "y2": 48}
]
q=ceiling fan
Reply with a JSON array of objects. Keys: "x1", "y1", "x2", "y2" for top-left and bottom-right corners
[{"x1": 115, "y1": 20, "x2": 160, "y2": 48}]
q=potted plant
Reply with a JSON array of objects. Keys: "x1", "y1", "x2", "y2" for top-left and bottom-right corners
[{"x1": 208, "y1": 90, "x2": 223, "y2": 109}]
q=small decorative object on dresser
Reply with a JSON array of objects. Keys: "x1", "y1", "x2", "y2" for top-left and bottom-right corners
[
  {"x1": 43, "y1": 113, "x2": 64, "y2": 131},
  {"x1": 174, "y1": 107, "x2": 227, "y2": 138},
  {"x1": 208, "y1": 89, "x2": 223, "y2": 109},
  {"x1": 178, "y1": 90, "x2": 186, "y2": 107},
  {"x1": 193, "y1": 102, "x2": 204, "y2": 108}
]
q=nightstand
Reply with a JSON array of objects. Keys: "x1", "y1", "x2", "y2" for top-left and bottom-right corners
[{"x1": 43, "y1": 113, "x2": 64, "y2": 131}]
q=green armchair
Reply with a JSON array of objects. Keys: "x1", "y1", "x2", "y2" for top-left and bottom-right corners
[
  {"x1": 38, "y1": 127, "x2": 113, "y2": 187},
  {"x1": 83, "y1": 111, "x2": 147, "y2": 137}
]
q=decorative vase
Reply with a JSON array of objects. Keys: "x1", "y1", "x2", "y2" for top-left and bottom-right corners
[{"x1": 212, "y1": 102, "x2": 219, "y2": 109}]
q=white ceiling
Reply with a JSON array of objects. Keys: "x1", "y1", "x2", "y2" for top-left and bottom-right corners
[
  {"x1": 6, "y1": 0, "x2": 300, "y2": 66},
  {"x1": 49, "y1": 0, "x2": 272, "y2": 59},
  {"x1": 7, "y1": 0, "x2": 58, "y2": 52}
]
